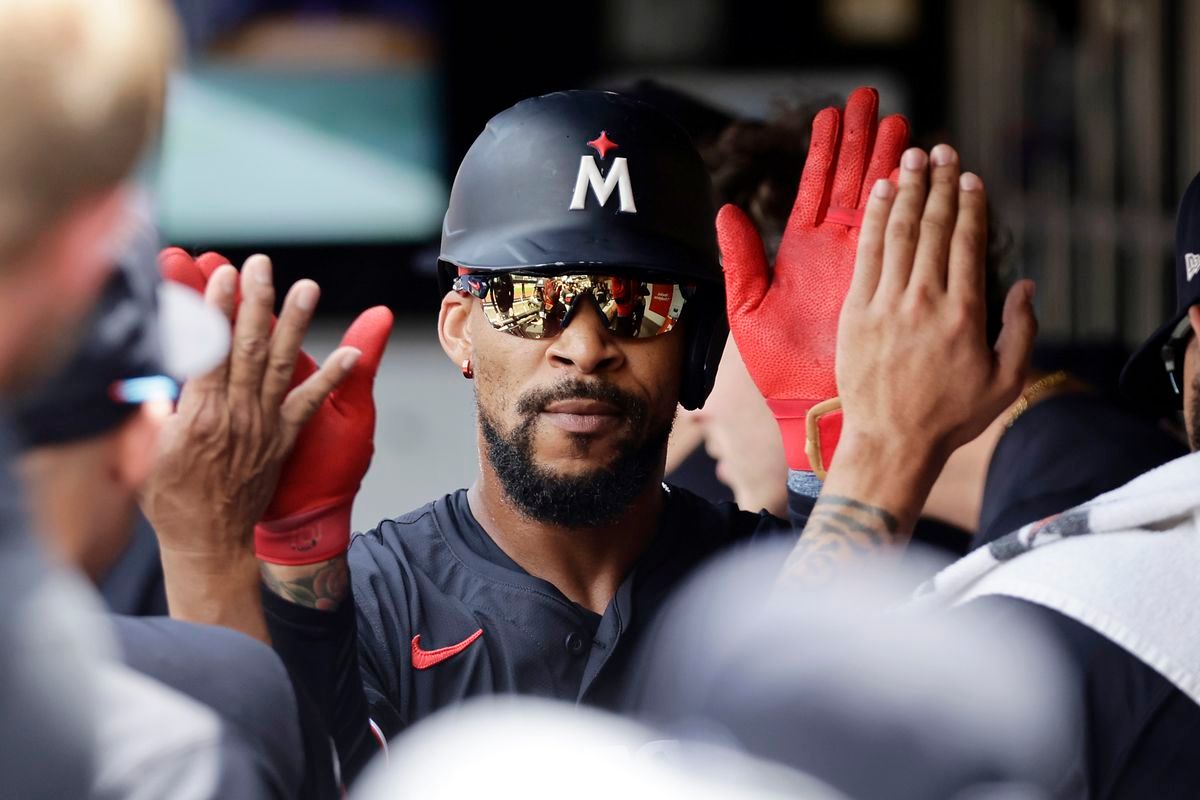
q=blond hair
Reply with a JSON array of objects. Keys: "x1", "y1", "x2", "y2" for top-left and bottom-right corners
[{"x1": 0, "y1": 0, "x2": 178, "y2": 265}]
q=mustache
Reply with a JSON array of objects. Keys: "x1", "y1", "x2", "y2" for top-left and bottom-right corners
[{"x1": 516, "y1": 379, "x2": 645, "y2": 420}]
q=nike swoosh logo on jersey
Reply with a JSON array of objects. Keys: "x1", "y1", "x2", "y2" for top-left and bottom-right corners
[{"x1": 411, "y1": 628, "x2": 483, "y2": 670}]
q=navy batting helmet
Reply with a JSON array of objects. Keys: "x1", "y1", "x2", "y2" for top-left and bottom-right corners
[{"x1": 437, "y1": 90, "x2": 727, "y2": 410}]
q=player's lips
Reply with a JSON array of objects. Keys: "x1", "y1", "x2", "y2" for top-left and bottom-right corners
[{"x1": 541, "y1": 399, "x2": 621, "y2": 434}]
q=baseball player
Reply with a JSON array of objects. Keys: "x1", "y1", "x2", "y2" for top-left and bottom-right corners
[{"x1": 146, "y1": 88, "x2": 1034, "y2": 783}]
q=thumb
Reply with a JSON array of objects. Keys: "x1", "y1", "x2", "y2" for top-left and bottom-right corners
[
  {"x1": 993, "y1": 280, "x2": 1038, "y2": 401},
  {"x1": 334, "y1": 306, "x2": 393, "y2": 408},
  {"x1": 716, "y1": 204, "x2": 770, "y2": 317}
]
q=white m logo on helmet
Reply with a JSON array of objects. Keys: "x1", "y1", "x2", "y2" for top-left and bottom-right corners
[{"x1": 569, "y1": 156, "x2": 637, "y2": 214}]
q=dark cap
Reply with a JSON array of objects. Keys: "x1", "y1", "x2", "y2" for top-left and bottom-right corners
[
  {"x1": 1119, "y1": 171, "x2": 1200, "y2": 414},
  {"x1": 10, "y1": 219, "x2": 229, "y2": 449},
  {"x1": 438, "y1": 90, "x2": 722, "y2": 285}
]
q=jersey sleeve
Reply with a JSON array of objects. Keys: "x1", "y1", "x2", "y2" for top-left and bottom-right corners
[
  {"x1": 260, "y1": 525, "x2": 415, "y2": 782},
  {"x1": 261, "y1": 588, "x2": 376, "y2": 784}
]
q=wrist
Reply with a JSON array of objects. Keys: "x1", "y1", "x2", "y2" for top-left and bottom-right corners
[
  {"x1": 821, "y1": 427, "x2": 946, "y2": 532},
  {"x1": 767, "y1": 397, "x2": 843, "y2": 473},
  {"x1": 158, "y1": 539, "x2": 259, "y2": 581},
  {"x1": 159, "y1": 548, "x2": 270, "y2": 643},
  {"x1": 255, "y1": 500, "x2": 352, "y2": 566}
]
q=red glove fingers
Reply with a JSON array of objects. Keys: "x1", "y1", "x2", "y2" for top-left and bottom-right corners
[
  {"x1": 254, "y1": 305, "x2": 393, "y2": 566},
  {"x1": 158, "y1": 246, "x2": 215, "y2": 293},
  {"x1": 719, "y1": 87, "x2": 909, "y2": 476}
]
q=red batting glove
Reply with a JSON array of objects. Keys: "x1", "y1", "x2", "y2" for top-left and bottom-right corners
[
  {"x1": 157, "y1": 247, "x2": 393, "y2": 565},
  {"x1": 716, "y1": 87, "x2": 908, "y2": 477},
  {"x1": 159, "y1": 247, "x2": 230, "y2": 294},
  {"x1": 254, "y1": 306, "x2": 392, "y2": 566}
]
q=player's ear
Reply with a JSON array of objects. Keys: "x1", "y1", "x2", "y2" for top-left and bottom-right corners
[{"x1": 438, "y1": 290, "x2": 474, "y2": 368}]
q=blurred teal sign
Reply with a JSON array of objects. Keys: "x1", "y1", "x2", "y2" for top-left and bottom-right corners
[{"x1": 154, "y1": 67, "x2": 446, "y2": 244}]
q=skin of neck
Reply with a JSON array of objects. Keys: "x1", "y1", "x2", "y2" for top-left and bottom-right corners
[
  {"x1": 19, "y1": 435, "x2": 136, "y2": 583},
  {"x1": 467, "y1": 431, "x2": 667, "y2": 614}
]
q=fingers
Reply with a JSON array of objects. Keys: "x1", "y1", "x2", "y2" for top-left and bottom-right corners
[
  {"x1": 876, "y1": 147, "x2": 929, "y2": 296},
  {"x1": 791, "y1": 106, "x2": 840, "y2": 228},
  {"x1": 261, "y1": 280, "x2": 321, "y2": 410},
  {"x1": 859, "y1": 114, "x2": 909, "y2": 207},
  {"x1": 910, "y1": 144, "x2": 961, "y2": 289},
  {"x1": 847, "y1": 179, "x2": 897, "y2": 304},
  {"x1": 947, "y1": 172, "x2": 989, "y2": 308},
  {"x1": 196, "y1": 252, "x2": 241, "y2": 310},
  {"x1": 206, "y1": 264, "x2": 239, "y2": 322},
  {"x1": 717, "y1": 204, "x2": 770, "y2": 314},
  {"x1": 830, "y1": 87, "x2": 878, "y2": 212},
  {"x1": 175, "y1": 264, "x2": 238, "y2": 414},
  {"x1": 992, "y1": 280, "x2": 1038, "y2": 401},
  {"x1": 226, "y1": 255, "x2": 276, "y2": 402},
  {"x1": 335, "y1": 306, "x2": 394, "y2": 409},
  {"x1": 158, "y1": 248, "x2": 206, "y2": 293},
  {"x1": 279, "y1": 347, "x2": 362, "y2": 449}
]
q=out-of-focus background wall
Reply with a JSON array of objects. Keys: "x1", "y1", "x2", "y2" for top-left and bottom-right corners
[{"x1": 155, "y1": 0, "x2": 1197, "y2": 530}]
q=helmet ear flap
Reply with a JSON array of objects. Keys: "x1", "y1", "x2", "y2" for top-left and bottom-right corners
[{"x1": 678, "y1": 286, "x2": 728, "y2": 411}]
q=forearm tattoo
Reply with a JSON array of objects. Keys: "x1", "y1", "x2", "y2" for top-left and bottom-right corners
[
  {"x1": 260, "y1": 559, "x2": 349, "y2": 612},
  {"x1": 781, "y1": 495, "x2": 901, "y2": 587}
]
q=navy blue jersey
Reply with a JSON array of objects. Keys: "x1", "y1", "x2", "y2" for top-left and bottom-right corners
[{"x1": 264, "y1": 484, "x2": 800, "y2": 780}]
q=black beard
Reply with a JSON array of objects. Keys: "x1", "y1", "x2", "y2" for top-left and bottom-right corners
[{"x1": 479, "y1": 379, "x2": 672, "y2": 529}]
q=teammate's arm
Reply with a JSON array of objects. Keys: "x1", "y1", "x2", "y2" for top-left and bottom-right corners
[
  {"x1": 154, "y1": 248, "x2": 391, "y2": 615},
  {"x1": 781, "y1": 146, "x2": 1037, "y2": 587},
  {"x1": 142, "y1": 255, "x2": 363, "y2": 642},
  {"x1": 152, "y1": 249, "x2": 393, "y2": 780}
]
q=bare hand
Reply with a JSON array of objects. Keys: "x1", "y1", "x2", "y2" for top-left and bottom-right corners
[
  {"x1": 836, "y1": 144, "x2": 1037, "y2": 468},
  {"x1": 141, "y1": 255, "x2": 360, "y2": 567}
]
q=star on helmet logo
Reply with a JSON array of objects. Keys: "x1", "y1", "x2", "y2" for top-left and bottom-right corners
[{"x1": 587, "y1": 131, "x2": 618, "y2": 159}]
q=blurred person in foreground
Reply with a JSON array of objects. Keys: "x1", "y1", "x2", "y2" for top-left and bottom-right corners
[
  {"x1": 138, "y1": 86, "x2": 1041, "y2": 786},
  {"x1": 12, "y1": 245, "x2": 340, "y2": 799},
  {"x1": 0, "y1": 0, "x2": 331, "y2": 796},
  {"x1": 0, "y1": 0, "x2": 176, "y2": 796}
]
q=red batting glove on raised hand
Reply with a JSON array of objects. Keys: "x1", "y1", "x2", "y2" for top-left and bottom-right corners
[
  {"x1": 716, "y1": 87, "x2": 908, "y2": 477},
  {"x1": 157, "y1": 247, "x2": 393, "y2": 565},
  {"x1": 254, "y1": 306, "x2": 391, "y2": 565}
]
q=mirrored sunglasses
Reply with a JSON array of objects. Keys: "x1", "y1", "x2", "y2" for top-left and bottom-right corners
[{"x1": 453, "y1": 272, "x2": 695, "y2": 340}]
